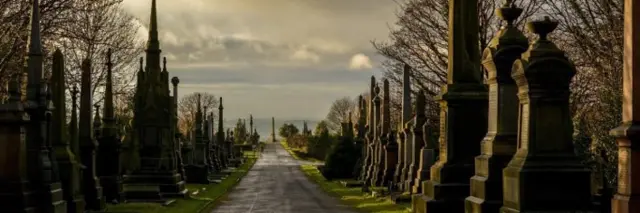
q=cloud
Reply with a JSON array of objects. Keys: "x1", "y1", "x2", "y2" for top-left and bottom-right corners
[
  {"x1": 349, "y1": 53, "x2": 373, "y2": 70},
  {"x1": 121, "y1": 0, "x2": 399, "y2": 119}
]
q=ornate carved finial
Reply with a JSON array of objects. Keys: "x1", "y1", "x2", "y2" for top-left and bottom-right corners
[
  {"x1": 171, "y1": 76, "x2": 179, "y2": 86},
  {"x1": 497, "y1": 0, "x2": 522, "y2": 26},
  {"x1": 528, "y1": 16, "x2": 558, "y2": 41}
]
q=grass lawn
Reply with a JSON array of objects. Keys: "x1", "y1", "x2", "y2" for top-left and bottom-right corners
[
  {"x1": 300, "y1": 165, "x2": 411, "y2": 213},
  {"x1": 104, "y1": 151, "x2": 259, "y2": 213},
  {"x1": 279, "y1": 141, "x2": 324, "y2": 163}
]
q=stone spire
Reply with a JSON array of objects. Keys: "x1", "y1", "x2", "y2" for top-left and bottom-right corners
[
  {"x1": 51, "y1": 49, "x2": 67, "y2": 149},
  {"x1": 103, "y1": 49, "x2": 116, "y2": 131},
  {"x1": 249, "y1": 114, "x2": 254, "y2": 135},
  {"x1": 145, "y1": 0, "x2": 161, "y2": 79},
  {"x1": 26, "y1": 0, "x2": 44, "y2": 102},
  {"x1": 217, "y1": 97, "x2": 224, "y2": 143},
  {"x1": 93, "y1": 104, "x2": 101, "y2": 138},
  {"x1": 401, "y1": 64, "x2": 411, "y2": 124},
  {"x1": 79, "y1": 59, "x2": 106, "y2": 210},
  {"x1": 382, "y1": 79, "x2": 390, "y2": 135},
  {"x1": 70, "y1": 85, "x2": 80, "y2": 162}
]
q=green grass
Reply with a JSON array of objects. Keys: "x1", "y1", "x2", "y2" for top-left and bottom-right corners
[
  {"x1": 300, "y1": 165, "x2": 411, "y2": 213},
  {"x1": 280, "y1": 141, "x2": 324, "y2": 163},
  {"x1": 104, "y1": 151, "x2": 259, "y2": 213}
]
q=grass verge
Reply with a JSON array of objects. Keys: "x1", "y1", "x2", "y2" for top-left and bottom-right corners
[
  {"x1": 104, "y1": 151, "x2": 259, "y2": 213},
  {"x1": 300, "y1": 165, "x2": 411, "y2": 213},
  {"x1": 280, "y1": 141, "x2": 324, "y2": 163}
]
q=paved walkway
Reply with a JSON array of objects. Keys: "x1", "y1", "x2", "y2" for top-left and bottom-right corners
[{"x1": 211, "y1": 143, "x2": 357, "y2": 213}]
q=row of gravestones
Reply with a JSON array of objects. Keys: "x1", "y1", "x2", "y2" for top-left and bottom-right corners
[
  {"x1": 0, "y1": 0, "x2": 247, "y2": 212},
  {"x1": 340, "y1": 1, "x2": 622, "y2": 213}
]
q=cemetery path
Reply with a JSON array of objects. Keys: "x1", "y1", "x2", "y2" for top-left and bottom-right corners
[{"x1": 210, "y1": 143, "x2": 357, "y2": 213}]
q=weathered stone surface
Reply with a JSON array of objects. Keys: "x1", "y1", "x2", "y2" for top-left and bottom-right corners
[
  {"x1": 499, "y1": 17, "x2": 591, "y2": 213},
  {"x1": 51, "y1": 49, "x2": 86, "y2": 213},
  {"x1": 98, "y1": 49, "x2": 124, "y2": 203},
  {"x1": 185, "y1": 94, "x2": 211, "y2": 184},
  {"x1": 464, "y1": 2, "x2": 528, "y2": 212},
  {"x1": 79, "y1": 59, "x2": 106, "y2": 210},
  {"x1": 398, "y1": 64, "x2": 413, "y2": 192},
  {"x1": 381, "y1": 79, "x2": 397, "y2": 187},
  {"x1": 404, "y1": 92, "x2": 426, "y2": 192},
  {"x1": 171, "y1": 76, "x2": 187, "y2": 183},
  {"x1": 413, "y1": 0, "x2": 488, "y2": 212},
  {"x1": 371, "y1": 84, "x2": 385, "y2": 187},
  {"x1": 610, "y1": 0, "x2": 640, "y2": 212},
  {"x1": 123, "y1": 0, "x2": 187, "y2": 200}
]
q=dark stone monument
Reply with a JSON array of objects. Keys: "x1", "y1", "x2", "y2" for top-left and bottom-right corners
[
  {"x1": 371, "y1": 84, "x2": 384, "y2": 187},
  {"x1": 397, "y1": 64, "x2": 412, "y2": 192},
  {"x1": 464, "y1": 2, "x2": 528, "y2": 212},
  {"x1": 79, "y1": 59, "x2": 106, "y2": 210},
  {"x1": 499, "y1": 16, "x2": 592, "y2": 213},
  {"x1": 610, "y1": 0, "x2": 640, "y2": 212},
  {"x1": 171, "y1": 77, "x2": 187, "y2": 183},
  {"x1": 412, "y1": 118, "x2": 435, "y2": 194},
  {"x1": 98, "y1": 50, "x2": 125, "y2": 204},
  {"x1": 271, "y1": 117, "x2": 276, "y2": 142},
  {"x1": 404, "y1": 92, "x2": 426, "y2": 193},
  {"x1": 381, "y1": 79, "x2": 398, "y2": 186},
  {"x1": 51, "y1": 49, "x2": 86, "y2": 213},
  {"x1": 122, "y1": 0, "x2": 187, "y2": 201},
  {"x1": 184, "y1": 94, "x2": 210, "y2": 184},
  {"x1": 361, "y1": 77, "x2": 375, "y2": 189},
  {"x1": 217, "y1": 98, "x2": 231, "y2": 168},
  {"x1": 413, "y1": 0, "x2": 488, "y2": 211}
]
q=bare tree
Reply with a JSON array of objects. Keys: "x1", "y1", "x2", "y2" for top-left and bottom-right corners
[
  {"x1": 178, "y1": 92, "x2": 219, "y2": 139},
  {"x1": 56, "y1": 0, "x2": 144, "y2": 105},
  {"x1": 544, "y1": 0, "x2": 623, "y2": 187},
  {"x1": 325, "y1": 96, "x2": 356, "y2": 133}
]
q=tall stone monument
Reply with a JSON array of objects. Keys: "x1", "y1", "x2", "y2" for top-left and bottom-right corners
[
  {"x1": 362, "y1": 76, "x2": 376, "y2": 187},
  {"x1": 98, "y1": 49, "x2": 125, "y2": 203},
  {"x1": 171, "y1": 76, "x2": 187, "y2": 183},
  {"x1": 51, "y1": 49, "x2": 86, "y2": 213},
  {"x1": 404, "y1": 92, "x2": 426, "y2": 193},
  {"x1": 398, "y1": 64, "x2": 413, "y2": 192},
  {"x1": 464, "y1": 1, "x2": 528, "y2": 212},
  {"x1": 499, "y1": 17, "x2": 592, "y2": 213},
  {"x1": 79, "y1": 59, "x2": 106, "y2": 210},
  {"x1": 382, "y1": 79, "x2": 398, "y2": 187},
  {"x1": 185, "y1": 94, "x2": 210, "y2": 184},
  {"x1": 413, "y1": 0, "x2": 488, "y2": 211},
  {"x1": 272, "y1": 117, "x2": 276, "y2": 142},
  {"x1": 371, "y1": 84, "x2": 384, "y2": 186},
  {"x1": 123, "y1": 0, "x2": 187, "y2": 200},
  {"x1": 610, "y1": 0, "x2": 640, "y2": 212}
]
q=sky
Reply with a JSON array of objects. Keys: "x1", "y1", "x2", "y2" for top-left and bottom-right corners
[{"x1": 121, "y1": 0, "x2": 400, "y2": 120}]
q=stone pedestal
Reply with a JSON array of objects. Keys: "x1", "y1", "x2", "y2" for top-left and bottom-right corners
[
  {"x1": 185, "y1": 165, "x2": 210, "y2": 184},
  {"x1": 412, "y1": 148, "x2": 435, "y2": 194},
  {"x1": 499, "y1": 18, "x2": 592, "y2": 213},
  {"x1": 399, "y1": 125, "x2": 413, "y2": 192},
  {"x1": 383, "y1": 134, "x2": 398, "y2": 187},
  {"x1": 393, "y1": 131, "x2": 405, "y2": 188},
  {"x1": 123, "y1": 170, "x2": 187, "y2": 201},
  {"x1": 98, "y1": 138, "x2": 124, "y2": 203},
  {"x1": 413, "y1": 84, "x2": 488, "y2": 213}
]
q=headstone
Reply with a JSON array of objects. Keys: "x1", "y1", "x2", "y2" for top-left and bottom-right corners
[
  {"x1": 184, "y1": 94, "x2": 210, "y2": 184},
  {"x1": 500, "y1": 16, "x2": 592, "y2": 212},
  {"x1": 171, "y1": 76, "x2": 187, "y2": 183},
  {"x1": 122, "y1": 0, "x2": 187, "y2": 200},
  {"x1": 413, "y1": 119, "x2": 435, "y2": 194},
  {"x1": 382, "y1": 79, "x2": 398, "y2": 186},
  {"x1": 79, "y1": 59, "x2": 106, "y2": 210},
  {"x1": 51, "y1": 49, "x2": 86, "y2": 212},
  {"x1": 404, "y1": 92, "x2": 426, "y2": 193},
  {"x1": 371, "y1": 83, "x2": 384, "y2": 186},
  {"x1": 399, "y1": 64, "x2": 413, "y2": 192},
  {"x1": 362, "y1": 76, "x2": 376, "y2": 188},
  {"x1": 98, "y1": 49, "x2": 124, "y2": 203},
  {"x1": 413, "y1": 0, "x2": 488, "y2": 211},
  {"x1": 610, "y1": 0, "x2": 640, "y2": 212},
  {"x1": 271, "y1": 117, "x2": 276, "y2": 142},
  {"x1": 464, "y1": 1, "x2": 527, "y2": 212}
]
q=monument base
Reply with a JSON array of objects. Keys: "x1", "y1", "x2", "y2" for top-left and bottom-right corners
[
  {"x1": 612, "y1": 194, "x2": 640, "y2": 213},
  {"x1": 65, "y1": 196, "x2": 85, "y2": 213},
  {"x1": 0, "y1": 181, "x2": 38, "y2": 213},
  {"x1": 412, "y1": 148, "x2": 436, "y2": 194},
  {"x1": 123, "y1": 169, "x2": 188, "y2": 202},
  {"x1": 40, "y1": 182, "x2": 69, "y2": 213},
  {"x1": 100, "y1": 175, "x2": 124, "y2": 203},
  {"x1": 403, "y1": 164, "x2": 417, "y2": 192},
  {"x1": 390, "y1": 192, "x2": 412, "y2": 204},
  {"x1": 465, "y1": 153, "x2": 514, "y2": 213},
  {"x1": 417, "y1": 163, "x2": 474, "y2": 213},
  {"x1": 184, "y1": 165, "x2": 210, "y2": 184}
]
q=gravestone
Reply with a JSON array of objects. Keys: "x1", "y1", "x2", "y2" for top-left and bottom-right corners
[
  {"x1": 98, "y1": 49, "x2": 124, "y2": 203},
  {"x1": 271, "y1": 117, "x2": 276, "y2": 142},
  {"x1": 500, "y1": 16, "x2": 592, "y2": 213},
  {"x1": 51, "y1": 49, "x2": 86, "y2": 213},
  {"x1": 122, "y1": 0, "x2": 187, "y2": 200},
  {"x1": 404, "y1": 92, "x2": 426, "y2": 193},
  {"x1": 171, "y1": 77, "x2": 187, "y2": 183},
  {"x1": 370, "y1": 84, "x2": 384, "y2": 187},
  {"x1": 217, "y1": 99, "x2": 230, "y2": 169},
  {"x1": 382, "y1": 79, "x2": 398, "y2": 186},
  {"x1": 464, "y1": 1, "x2": 528, "y2": 212},
  {"x1": 413, "y1": 0, "x2": 488, "y2": 211},
  {"x1": 79, "y1": 59, "x2": 106, "y2": 210},
  {"x1": 361, "y1": 76, "x2": 376, "y2": 189},
  {"x1": 398, "y1": 64, "x2": 413, "y2": 192},
  {"x1": 184, "y1": 94, "x2": 210, "y2": 184},
  {"x1": 609, "y1": 0, "x2": 640, "y2": 212}
]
